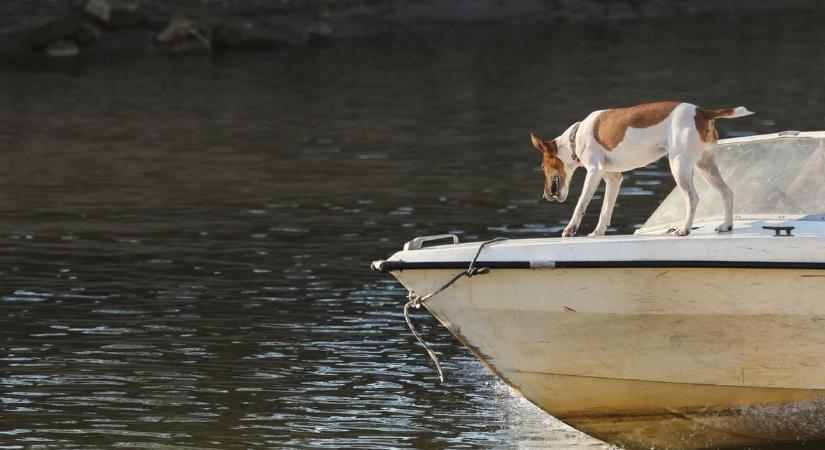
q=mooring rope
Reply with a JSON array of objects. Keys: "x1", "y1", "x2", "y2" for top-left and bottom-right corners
[{"x1": 403, "y1": 237, "x2": 507, "y2": 382}]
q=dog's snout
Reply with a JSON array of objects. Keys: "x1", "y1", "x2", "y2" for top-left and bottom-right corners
[
  {"x1": 542, "y1": 174, "x2": 563, "y2": 203},
  {"x1": 550, "y1": 175, "x2": 561, "y2": 195},
  {"x1": 542, "y1": 193, "x2": 560, "y2": 202}
]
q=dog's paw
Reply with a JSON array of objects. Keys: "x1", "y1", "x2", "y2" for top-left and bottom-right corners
[
  {"x1": 673, "y1": 226, "x2": 691, "y2": 236},
  {"x1": 715, "y1": 223, "x2": 733, "y2": 233},
  {"x1": 588, "y1": 229, "x2": 606, "y2": 237},
  {"x1": 562, "y1": 225, "x2": 578, "y2": 237}
]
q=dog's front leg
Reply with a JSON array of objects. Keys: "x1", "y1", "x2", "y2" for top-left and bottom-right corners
[
  {"x1": 697, "y1": 151, "x2": 734, "y2": 232},
  {"x1": 669, "y1": 155, "x2": 699, "y2": 236},
  {"x1": 563, "y1": 169, "x2": 603, "y2": 237},
  {"x1": 589, "y1": 171, "x2": 623, "y2": 236}
]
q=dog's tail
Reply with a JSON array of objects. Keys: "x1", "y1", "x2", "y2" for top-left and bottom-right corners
[{"x1": 704, "y1": 106, "x2": 754, "y2": 119}]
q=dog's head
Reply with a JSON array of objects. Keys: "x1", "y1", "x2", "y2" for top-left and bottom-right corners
[{"x1": 531, "y1": 131, "x2": 573, "y2": 202}]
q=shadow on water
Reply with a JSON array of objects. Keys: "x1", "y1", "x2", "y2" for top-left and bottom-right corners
[{"x1": 1, "y1": 10, "x2": 825, "y2": 449}]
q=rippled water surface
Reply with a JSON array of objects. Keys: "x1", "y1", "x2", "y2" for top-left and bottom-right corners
[{"x1": 2, "y1": 12, "x2": 824, "y2": 449}]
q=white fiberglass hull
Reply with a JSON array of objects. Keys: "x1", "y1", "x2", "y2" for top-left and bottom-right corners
[
  {"x1": 376, "y1": 220, "x2": 825, "y2": 449},
  {"x1": 402, "y1": 266, "x2": 825, "y2": 449}
]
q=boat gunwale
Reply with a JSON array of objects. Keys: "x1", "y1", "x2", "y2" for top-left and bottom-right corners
[{"x1": 372, "y1": 259, "x2": 825, "y2": 272}]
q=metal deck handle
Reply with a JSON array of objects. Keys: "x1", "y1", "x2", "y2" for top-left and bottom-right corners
[
  {"x1": 762, "y1": 225, "x2": 795, "y2": 236},
  {"x1": 403, "y1": 234, "x2": 459, "y2": 251}
]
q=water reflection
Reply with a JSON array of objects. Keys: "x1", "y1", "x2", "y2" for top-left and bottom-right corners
[{"x1": 1, "y1": 11, "x2": 822, "y2": 449}]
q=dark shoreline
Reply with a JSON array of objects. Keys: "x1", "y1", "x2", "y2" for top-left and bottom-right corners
[{"x1": 1, "y1": 0, "x2": 823, "y2": 59}]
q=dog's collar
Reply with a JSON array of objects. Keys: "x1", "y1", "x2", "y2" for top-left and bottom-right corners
[{"x1": 569, "y1": 122, "x2": 582, "y2": 168}]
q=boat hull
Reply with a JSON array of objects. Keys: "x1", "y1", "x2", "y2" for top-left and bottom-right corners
[{"x1": 396, "y1": 266, "x2": 825, "y2": 449}]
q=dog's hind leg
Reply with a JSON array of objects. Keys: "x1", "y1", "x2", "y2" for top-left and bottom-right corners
[
  {"x1": 563, "y1": 168, "x2": 604, "y2": 237},
  {"x1": 669, "y1": 154, "x2": 699, "y2": 236},
  {"x1": 589, "y1": 171, "x2": 624, "y2": 237},
  {"x1": 697, "y1": 150, "x2": 734, "y2": 232}
]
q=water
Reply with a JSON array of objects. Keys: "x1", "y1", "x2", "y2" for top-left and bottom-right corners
[{"x1": 1, "y1": 12, "x2": 824, "y2": 449}]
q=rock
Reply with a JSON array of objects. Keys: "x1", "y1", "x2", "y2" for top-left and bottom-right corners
[
  {"x1": 8, "y1": 16, "x2": 101, "y2": 53},
  {"x1": 75, "y1": 21, "x2": 102, "y2": 44},
  {"x1": 46, "y1": 39, "x2": 80, "y2": 57},
  {"x1": 84, "y1": 0, "x2": 143, "y2": 28},
  {"x1": 19, "y1": 16, "x2": 84, "y2": 48},
  {"x1": 152, "y1": 11, "x2": 294, "y2": 52},
  {"x1": 84, "y1": 0, "x2": 110, "y2": 22},
  {"x1": 304, "y1": 20, "x2": 333, "y2": 46},
  {"x1": 152, "y1": 11, "x2": 212, "y2": 53},
  {"x1": 212, "y1": 19, "x2": 285, "y2": 50}
]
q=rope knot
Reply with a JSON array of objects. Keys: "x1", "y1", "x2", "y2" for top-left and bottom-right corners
[
  {"x1": 406, "y1": 291, "x2": 423, "y2": 308},
  {"x1": 466, "y1": 267, "x2": 490, "y2": 277}
]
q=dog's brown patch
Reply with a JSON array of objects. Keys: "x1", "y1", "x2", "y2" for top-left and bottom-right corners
[
  {"x1": 532, "y1": 133, "x2": 566, "y2": 179},
  {"x1": 531, "y1": 133, "x2": 567, "y2": 187},
  {"x1": 544, "y1": 138, "x2": 559, "y2": 156},
  {"x1": 694, "y1": 108, "x2": 735, "y2": 143},
  {"x1": 543, "y1": 146, "x2": 567, "y2": 180},
  {"x1": 593, "y1": 101, "x2": 679, "y2": 150}
]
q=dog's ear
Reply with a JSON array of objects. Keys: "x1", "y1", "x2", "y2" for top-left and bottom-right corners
[
  {"x1": 531, "y1": 132, "x2": 557, "y2": 155},
  {"x1": 531, "y1": 132, "x2": 547, "y2": 152}
]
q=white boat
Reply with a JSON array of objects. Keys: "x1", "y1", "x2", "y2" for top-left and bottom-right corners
[{"x1": 372, "y1": 131, "x2": 825, "y2": 450}]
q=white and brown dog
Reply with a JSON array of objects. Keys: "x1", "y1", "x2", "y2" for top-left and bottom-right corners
[{"x1": 531, "y1": 101, "x2": 753, "y2": 237}]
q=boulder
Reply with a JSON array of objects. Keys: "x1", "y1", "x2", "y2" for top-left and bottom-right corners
[
  {"x1": 152, "y1": 10, "x2": 296, "y2": 53},
  {"x1": 151, "y1": 11, "x2": 212, "y2": 53},
  {"x1": 75, "y1": 21, "x2": 102, "y2": 44},
  {"x1": 212, "y1": 19, "x2": 286, "y2": 50},
  {"x1": 84, "y1": 0, "x2": 143, "y2": 28},
  {"x1": 4, "y1": 15, "x2": 101, "y2": 55},
  {"x1": 46, "y1": 39, "x2": 80, "y2": 57},
  {"x1": 18, "y1": 16, "x2": 84, "y2": 48},
  {"x1": 304, "y1": 20, "x2": 333, "y2": 46}
]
